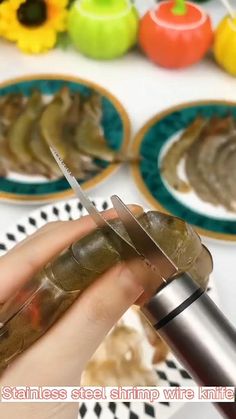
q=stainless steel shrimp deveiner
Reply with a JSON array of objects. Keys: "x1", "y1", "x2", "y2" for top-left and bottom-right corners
[
  {"x1": 51, "y1": 147, "x2": 236, "y2": 419},
  {"x1": 50, "y1": 146, "x2": 169, "y2": 291}
]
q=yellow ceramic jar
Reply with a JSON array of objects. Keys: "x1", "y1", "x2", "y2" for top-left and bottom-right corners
[{"x1": 214, "y1": 15, "x2": 236, "y2": 76}]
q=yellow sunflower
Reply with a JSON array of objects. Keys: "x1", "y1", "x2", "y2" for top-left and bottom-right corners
[{"x1": 0, "y1": 0, "x2": 68, "y2": 54}]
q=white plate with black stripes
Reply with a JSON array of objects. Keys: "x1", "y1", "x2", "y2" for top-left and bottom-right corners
[{"x1": 0, "y1": 197, "x2": 217, "y2": 419}]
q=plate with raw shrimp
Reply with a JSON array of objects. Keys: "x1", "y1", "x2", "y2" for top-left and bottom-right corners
[
  {"x1": 0, "y1": 197, "x2": 217, "y2": 419},
  {"x1": 132, "y1": 100, "x2": 236, "y2": 242},
  {"x1": 0, "y1": 75, "x2": 131, "y2": 203}
]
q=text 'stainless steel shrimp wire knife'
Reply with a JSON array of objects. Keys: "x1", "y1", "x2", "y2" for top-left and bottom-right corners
[{"x1": 51, "y1": 147, "x2": 236, "y2": 419}]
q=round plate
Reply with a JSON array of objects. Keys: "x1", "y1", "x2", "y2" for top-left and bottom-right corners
[
  {"x1": 0, "y1": 74, "x2": 130, "y2": 203},
  {"x1": 132, "y1": 100, "x2": 236, "y2": 242},
  {"x1": 0, "y1": 197, "x2": 217, "y2": 419}
]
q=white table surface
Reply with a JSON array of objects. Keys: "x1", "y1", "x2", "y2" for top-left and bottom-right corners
[{"x1": 0, "y1": 2, "x2": 235, "y2": 418}]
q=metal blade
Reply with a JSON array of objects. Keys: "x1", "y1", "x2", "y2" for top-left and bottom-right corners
[
  {"x1": 50, "y1": 146, "x2": 106, "y2": 229},
  {"x1": 111, "y1": 195, "x2": 178, "y2": 281},
  {"x1": 50, "y1": 147, "x2": 141, "y2": 260}
]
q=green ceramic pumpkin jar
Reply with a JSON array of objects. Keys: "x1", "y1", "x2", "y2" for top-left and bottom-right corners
[{"x1": 68, "y1": 0, "x2": 139, "y2": 60}]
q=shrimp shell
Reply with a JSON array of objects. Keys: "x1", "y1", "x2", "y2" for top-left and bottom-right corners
[{"x1": 82, "y1": 323, "x2": 158, "y2": 386}]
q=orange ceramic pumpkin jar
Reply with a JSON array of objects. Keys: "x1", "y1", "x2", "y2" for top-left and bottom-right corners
[{"x1": 139, "y1": 0, "x2": 213, "y2": 69}]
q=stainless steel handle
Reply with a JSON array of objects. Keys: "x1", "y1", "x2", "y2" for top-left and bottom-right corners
[{"x1": 142, "y1": 273, "x2": 236, "y2": 419}]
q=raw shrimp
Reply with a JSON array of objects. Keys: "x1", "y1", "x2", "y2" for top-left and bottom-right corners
[
  {"x1": 74, "y1": 94, "x2": 135, "y2": 163},
  {"x1": 63, "y1": 92, "x2": 99, "y2": 178},
  {"x1": 196, "y1": 117, "x2": 236, "y2": 211},
  {"x1": 215, "y1": 135, "x2": 236, "y2": 204},
  {"x1": 74, "y1": 94, "x2": 118, "y2": 162},
  {"x1": 0, "y1": 94, "x2": 25, "y2": 176},
  {"x1": 8, "y1": 90, "x2": 46, "y2": 174},
  {"x1": 30, "y1": 120, "x2": 63, "y2": 179},
  {"x1": 185, "y1": 118, "x2": 221, "y2": 206},
  {"x1": 0, "y1": 211, "x2": 213, "y2": 375},
  {"x1": 40, "y1": 87, "x2": 72, "y2": 158},
  {"x1": 161, "y1": 117, "x2": 206, "y2": 193}
]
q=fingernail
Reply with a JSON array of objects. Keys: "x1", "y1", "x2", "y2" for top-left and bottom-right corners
[{"x1": 127, "y1": 204, "x2": 144, "y2": 215}]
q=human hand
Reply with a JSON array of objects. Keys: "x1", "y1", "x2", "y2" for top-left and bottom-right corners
[{"x1": 0, "y1": 205, "x2": 145, "y2": 419}]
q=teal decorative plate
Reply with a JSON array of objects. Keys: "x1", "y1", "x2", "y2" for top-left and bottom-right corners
[
  {"x1": 0, "y1": 75, "x2": 130, "y2": 203},
  {"x1": 132, "y1": 100, "x2": 236, "y2": 242}
]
